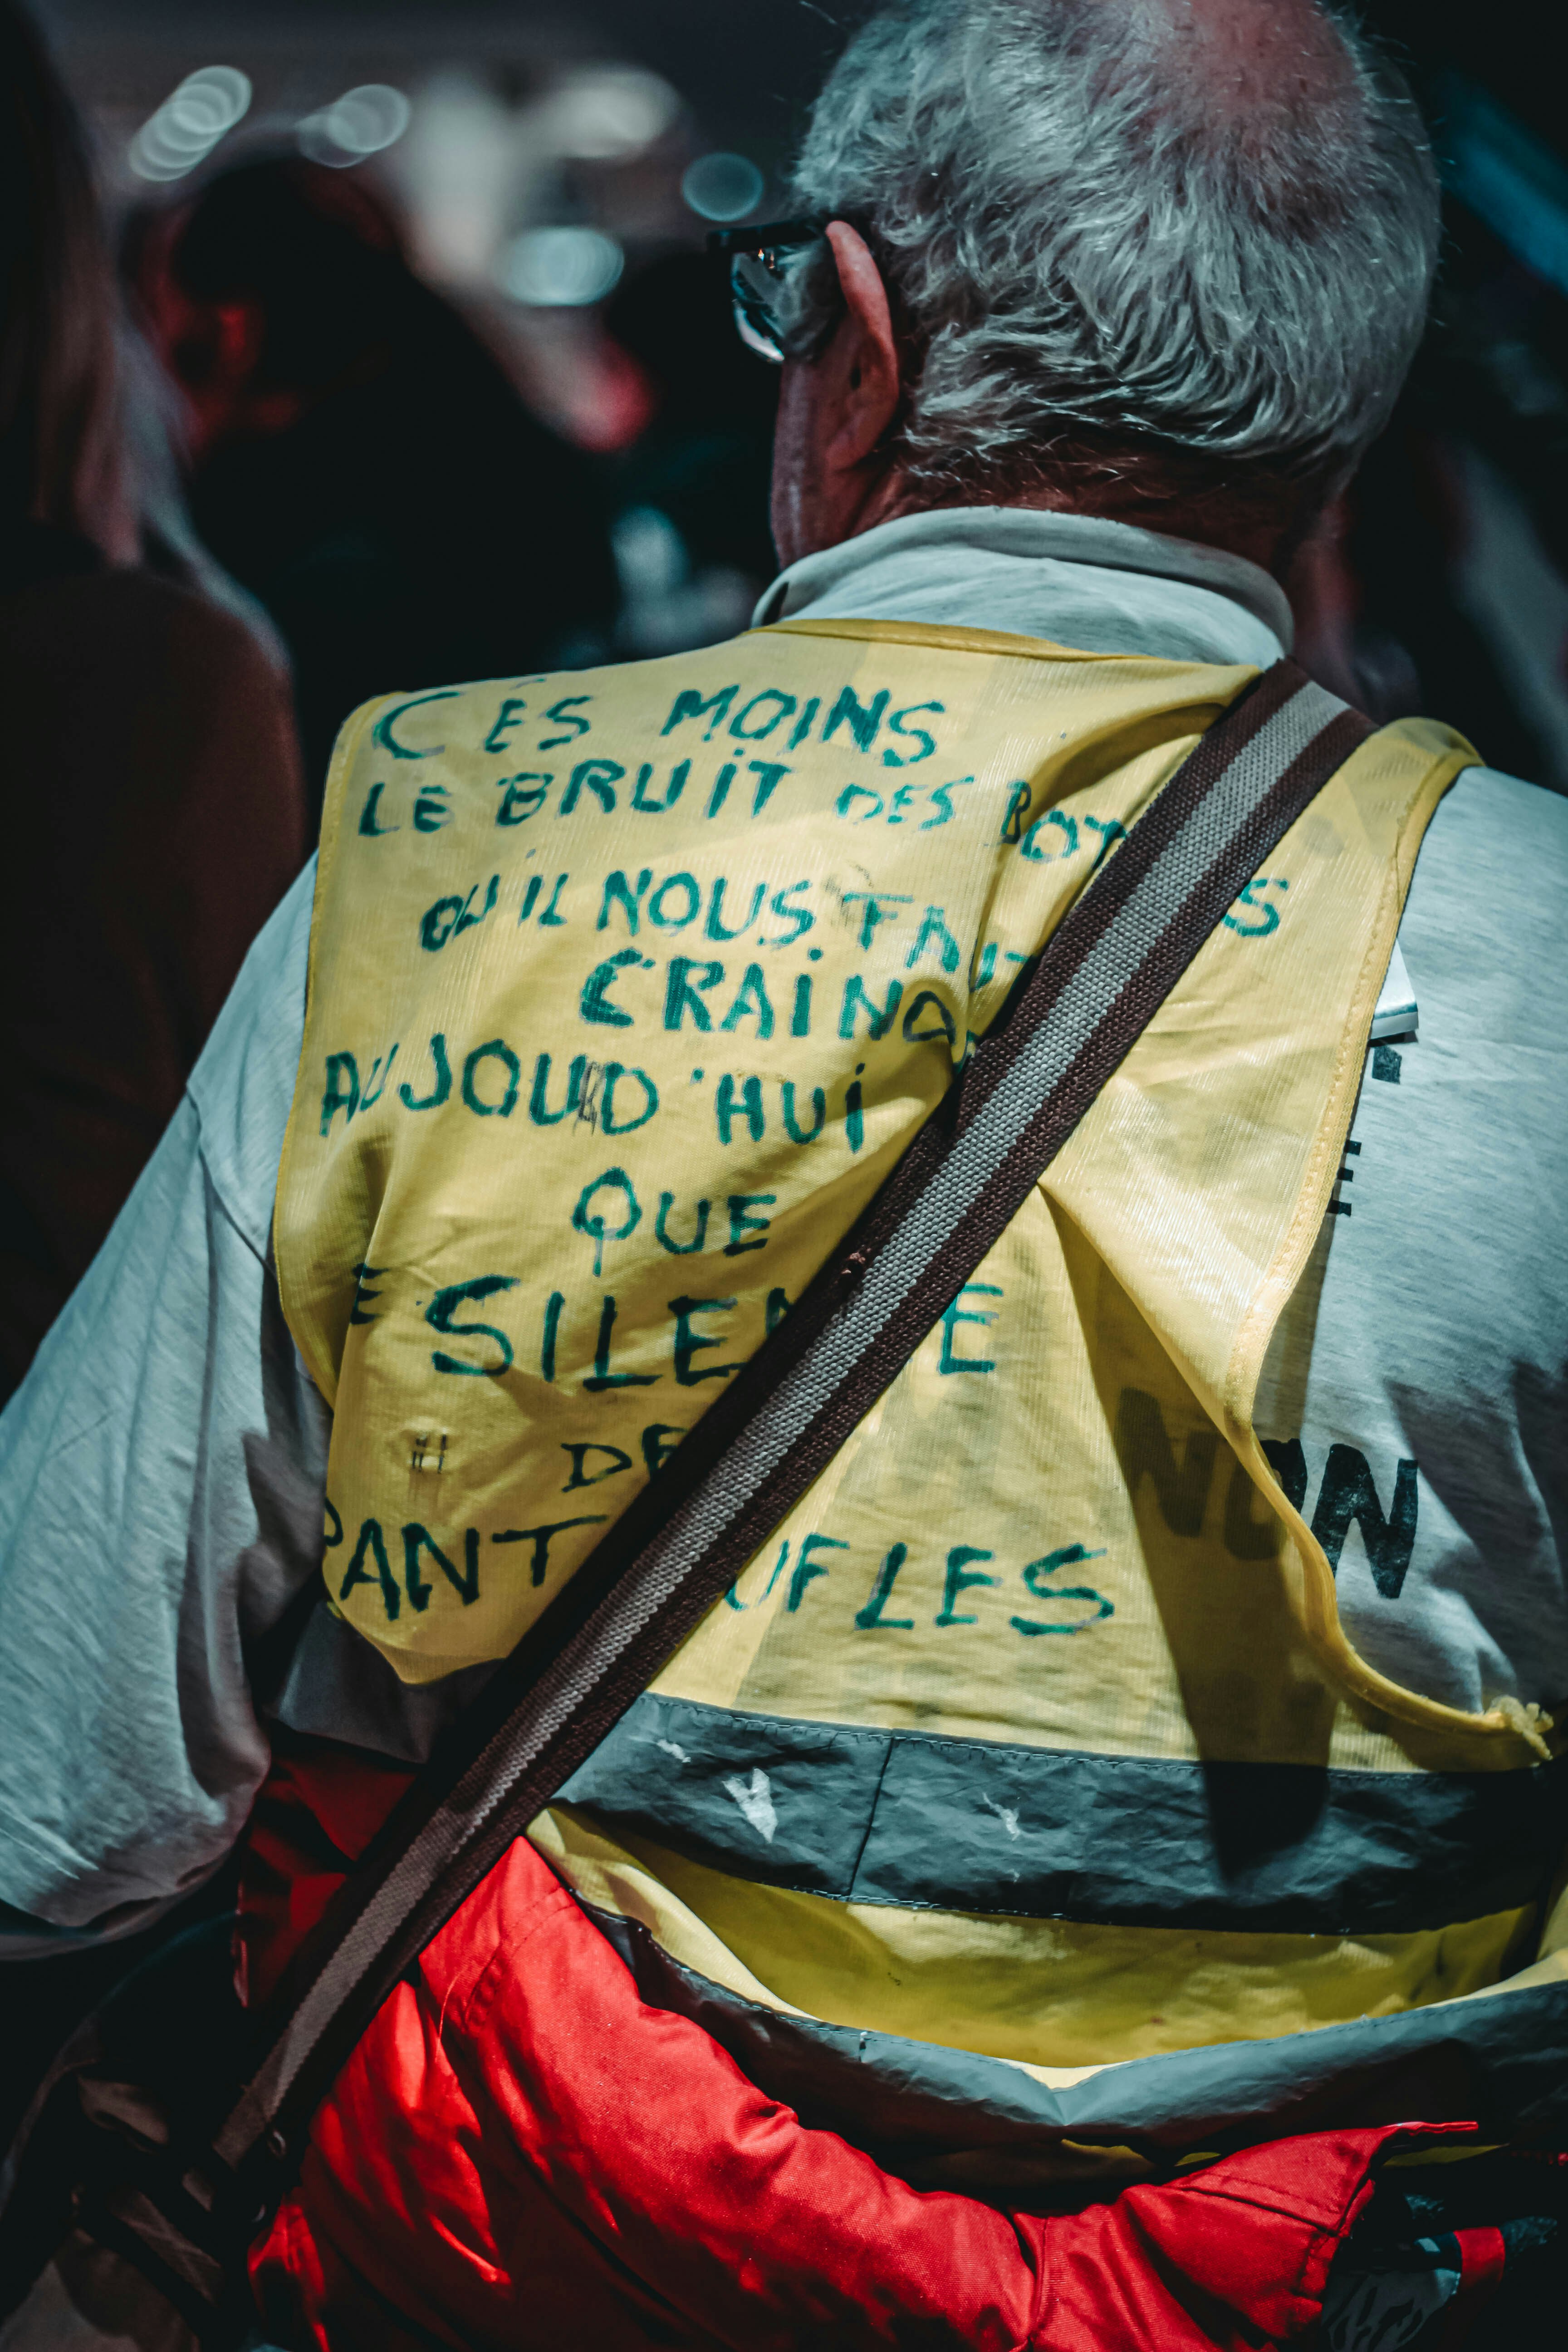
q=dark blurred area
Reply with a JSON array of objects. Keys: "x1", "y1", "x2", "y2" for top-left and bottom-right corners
[
  {"x1": 35, "y1": 0, "x2": 806, "y2": 809},
  {"x1": 0, "y1": 0, "x2": 306, "y2": 1409},
  {"x1": 127, "y1": 159, "x2": 618, "y2": 795},
  {"x1": 604, "y1": 250, "x2": 779, "y2": 654},
  {"x1": 21, "y1": 0, "x2": 1568, "y2": 791},
  {"x1": 1291, "y1": 5, "x2": 1568, "y2": 784}
]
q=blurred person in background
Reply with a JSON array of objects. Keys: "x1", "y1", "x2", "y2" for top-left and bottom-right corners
[
  {"x1": 127, "y1": 158, "x2": 620, "y2": 807},
  {"x1": 2, "y1": 2, "x2": 1567, "y2": 2347},
  {"x1": 604, "y1": 249, "x2": 778, "y2": 652},
  {"x1": 1289, "y1": 392, "x2": 1556, "y2": 781},
  {"x1": 0, "y1": 0, "x2": 305, "y2": 1406}
]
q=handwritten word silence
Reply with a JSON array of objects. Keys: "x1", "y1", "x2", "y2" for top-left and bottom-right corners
[
  {"x1": 353, "y1": 1278, "x2": 1005, "y2": 1388},
  {"x1": 397, "y1": 1282, "x2": 784, "y2": 1385}
]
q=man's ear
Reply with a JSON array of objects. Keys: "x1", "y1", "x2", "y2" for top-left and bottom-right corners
[{"x1": 821, "y1": 221, "x2": 901, "y2": 471}]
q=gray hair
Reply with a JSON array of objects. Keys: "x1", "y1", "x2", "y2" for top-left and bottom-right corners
[{"x1": 789, "y1": 0, "x2": 1440, "y2": 494}]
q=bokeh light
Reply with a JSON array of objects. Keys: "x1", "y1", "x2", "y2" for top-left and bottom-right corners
[
  {"x1": 501, "y1": 226, "x2": 626, "y2": 307},
  {"x1": 680, "y1": 152, "x2": 765, "y2": 223},
  {"x1": 297, "y1": 83, "x2": 412, "y2": 167},
  {"x1": 127, "y1": 66, "x2": 252, "y2": 182},
  {"x1": 545, "y1": 69, "x2": 681, "y2": 162}
]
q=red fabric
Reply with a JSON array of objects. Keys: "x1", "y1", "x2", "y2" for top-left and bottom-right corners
[
  {"x1": 248, "y1": 1826, "x2": 1467, "y2": 2352},
  {"x1": 236, "y1": 1743, "x2": 413, "y2": 2007},
  {"x1": 1435, "y1": 2226, "x2": 1508, "y2": 2351}
]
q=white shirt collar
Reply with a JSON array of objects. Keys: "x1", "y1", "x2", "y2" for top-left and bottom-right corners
[{"x1": 753, "y1": 504, "x2": 1294, "y2": 672}]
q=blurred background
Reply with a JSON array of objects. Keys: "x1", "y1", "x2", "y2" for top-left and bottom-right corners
[
  {"x1": 22, "y1": 0, "x2": 1568, "y2": 798},
  {"x1": 29, "y1": 0, "x2": 837, "y2": 806}
]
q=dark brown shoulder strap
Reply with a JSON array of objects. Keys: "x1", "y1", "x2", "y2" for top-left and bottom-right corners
[{"x1": 154, "y1": 660, "x2": 1373, "y2": 2307}]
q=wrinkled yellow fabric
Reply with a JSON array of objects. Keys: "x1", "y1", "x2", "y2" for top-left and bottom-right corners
[
  {"x1": 281, "y1": 622, "x2": 1253, "y2": 1676},
  {"x1": 277, "y1": 617, "x2": 1565, "y2": 2085},
  {"x1": 278, "y1": 619, "x2": 1509, "y2": 1747}
]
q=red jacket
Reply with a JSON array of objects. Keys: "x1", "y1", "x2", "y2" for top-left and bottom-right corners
[{"x1": 242, "y1": 1750, "x2": 1482, "y2": 2351}]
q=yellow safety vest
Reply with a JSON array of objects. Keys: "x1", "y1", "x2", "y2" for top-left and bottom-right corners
[{"x1": 276, "y1": 620, "x2": 1564, "y2": 2126}]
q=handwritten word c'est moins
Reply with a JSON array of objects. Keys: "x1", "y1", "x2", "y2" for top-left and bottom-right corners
[{"x1": 354, "y1": 674, "x2": 960, "y2": 838}]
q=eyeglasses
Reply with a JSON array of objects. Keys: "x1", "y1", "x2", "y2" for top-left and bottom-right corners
[{"x1": 708, "y1": 216, "x2": 837, "y2": 365}]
